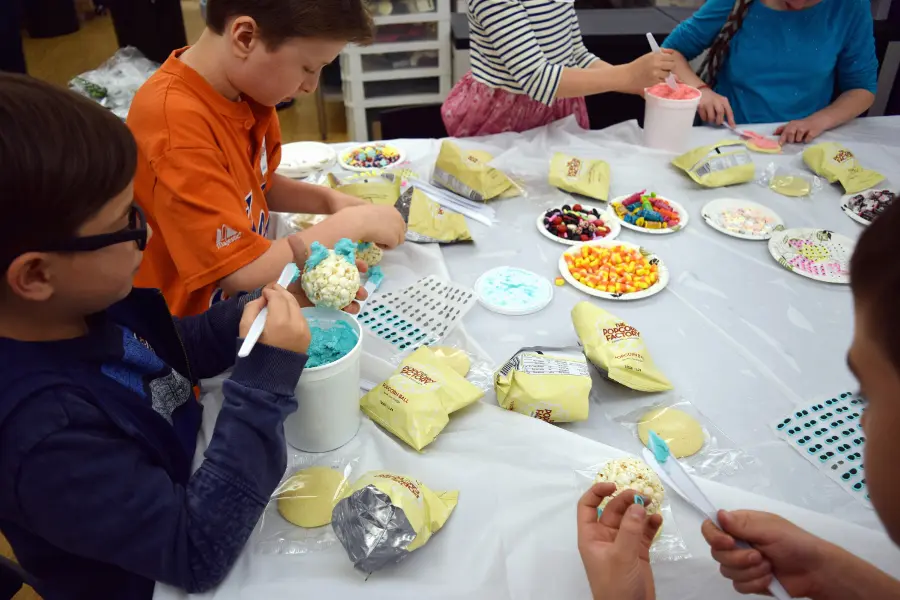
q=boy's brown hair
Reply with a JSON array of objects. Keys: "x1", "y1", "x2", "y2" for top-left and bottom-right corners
[
  {"x1": 206, "y1": 0, "x2": 374, "y2": 48},
  {"x1": 851, "y1": 199, "x2": 900, "y2": 370},
  {"x1": 0, "y1": 74, "x2": 136, "y2": 273}
]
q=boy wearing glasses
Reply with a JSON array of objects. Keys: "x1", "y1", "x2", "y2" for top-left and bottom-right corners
[{"x1": 0, "y1": 74, "x2": 311, "y2": 599}]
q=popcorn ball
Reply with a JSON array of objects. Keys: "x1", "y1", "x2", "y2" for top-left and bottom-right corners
[
  {"x1": 594, "y1": 457, "x2": 665, "y2": 515},
  {"x1": 613, "y1": 191, "x2": 681, "y2": 230},
  {"x1": 301, "y1": 239, "x2": 360, "y2": 310},
  {"x1": 564, "y1": 244, "x2": 660, "y2": 295},
  {"x1": 356, "y1": 241, "x2": 383, "y2": 268}
]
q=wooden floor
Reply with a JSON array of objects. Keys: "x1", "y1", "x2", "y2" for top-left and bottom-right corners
[
  {"x1": 5, "y1": 5, "x2": 349, "y2": 598},
  {"x1": 21, "y1": 0, "x2": 350, "y2": 143}
]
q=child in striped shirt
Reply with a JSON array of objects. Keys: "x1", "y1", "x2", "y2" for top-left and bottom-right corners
[{"x1": 442, "y1": 0, "x2": 675, "y2": 137}]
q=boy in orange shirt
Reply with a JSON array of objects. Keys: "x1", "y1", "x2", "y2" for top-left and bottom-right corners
[{"x1": 128, "y1": 0, "x2": 406, "y2": 317}]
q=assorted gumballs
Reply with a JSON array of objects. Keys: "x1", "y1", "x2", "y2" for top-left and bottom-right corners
[
  {"x1": 613, "y1": 191, "x2": 682, "y2": 230},
  {"x1": 543, "y1": 204, "x2": 613, "y2": 242},
  {"x1": 343, "y1": 144, "x2": 402, "y2": 170}
]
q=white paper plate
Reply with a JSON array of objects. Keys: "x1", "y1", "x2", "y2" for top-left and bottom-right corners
[
  {"x1": 339, "y1": 144, "x2": 406, "y2": 172},
  {"x1": 767, "y1": 228, "x2": 855, "y2": 285},
  {"x1": 535, "y1": 204, "x2": 621, "y2": 246},
  {"x1": 558, "y1": 240, "x2": 669, "y2": 301},
  {"x1": 277, "y1": 142, "x2": 336, "y2": 179},
  {"x1": 700, "y1": 198, "x2": 785, "y2": 241},
  {"x1": 609, "y1": 193, "x2": 689, "y2": 235},
  {"x1": 474, "y1": 267, "x2": 553, "y2": 315},
  {"x1": 839, "y1": 187, "x2": 897, "y2": 227}
]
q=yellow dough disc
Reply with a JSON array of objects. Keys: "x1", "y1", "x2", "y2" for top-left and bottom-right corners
[
  {"x1": 746, "y1": 140, "x2": 782, "y2": 154},
  {"x1": 637, "y1": 407, "x2": 705, "y2": 458},
  {"x1": 430, "y1": 346, "x2": 471, "y2": 377},
  {"x1": 276, "y1": 467, "x2": 348, "y2": 528},
  {"x1": 770, "y1": 175, "x2": 811, "y2": 197}
]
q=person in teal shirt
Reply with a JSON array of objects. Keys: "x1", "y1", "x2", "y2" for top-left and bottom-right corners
[{"x1": 663, "y1": 0, "x2": 878, "y2": 145}]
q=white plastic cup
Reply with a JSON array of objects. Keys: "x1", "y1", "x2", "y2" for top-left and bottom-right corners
[
  {"x1": 642, "y1": 85, "x2": 701, "y2": 153},
  {"x1": 284, "y1": 308, "x2": 363, "y2": 452}
]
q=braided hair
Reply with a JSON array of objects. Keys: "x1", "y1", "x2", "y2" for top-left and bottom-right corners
[{"x1": 697, "y1": 0, "x2": 753, "y2": 87}]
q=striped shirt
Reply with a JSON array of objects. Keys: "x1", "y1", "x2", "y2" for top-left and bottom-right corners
[{"x1": 468, "y1": 0, "x2": 598, "y2": 105}]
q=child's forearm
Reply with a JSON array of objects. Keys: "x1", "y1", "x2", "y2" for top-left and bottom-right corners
[
  {"x1": 267, "y1": 173, "x2": 335, "y2": 214},
  {"x1": 557, "y1": 66, "x2": 629, "y2": 99},
  {"x1": 808, "y1": 89, "x2": 875, "y2": 131},
  {"x1": 670, "y1": 50, "x2": 706, "y2": 88},
  {"x1": 218, "y1": 217, "x2": 365, "y2": 297},
  {"x1": 810, "y1": 543, "x2": 900, "y2": 600}
]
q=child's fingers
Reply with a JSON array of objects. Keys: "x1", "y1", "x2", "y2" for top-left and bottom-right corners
[
  {"x1": 720, "y1": 560, "x2": 772, "y2": 583},
  {"x1": 577, "y1": 483, "x2": 618, "y2": 526},
  {"x1": 355, "y1": 259, "x2": 368, "y2": 274},
  {"x1": 702, "y1": 519, "x2": 736, "y2": 551}
]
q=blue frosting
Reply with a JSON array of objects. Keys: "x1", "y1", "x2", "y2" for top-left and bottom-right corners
[
  {"x1": 334, "y1": 238, "x2": 357, "y2": 264},
  {"x1": 368, "y1": 265, "x2": 385, "y2": 287},
  {"x1": 307, "y1": 321, "x2": 359, "y2": 368},
  {"x1": 647, "y1": 430, "x2": 670, "y2": 464},
  {"x1": 357, "y1": 241, "x2": 373, "y2": 252},
  {"x1": 305, "y1": 242, "x2": 330, "y2": 271}
]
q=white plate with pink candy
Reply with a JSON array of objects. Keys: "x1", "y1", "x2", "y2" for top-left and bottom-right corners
[
  {"x1": 767, "y1": 228, "x2": 855, "y2": 285},
  {"x1": 701, "y1": 198, "x2": 784, "y2": 241}
]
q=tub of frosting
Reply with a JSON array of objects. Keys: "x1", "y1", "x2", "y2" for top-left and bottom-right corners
[
  {"x1": 284, "y1": 307, "x2": 363, "y2": 452},
  {"x1": 643, "y1": 82, "x2": 701, "y2": 153}
]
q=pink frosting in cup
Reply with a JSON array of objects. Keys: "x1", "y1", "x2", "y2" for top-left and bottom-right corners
[{"x1": 646, "y1": 83, "x2": 701, "y2": 100}]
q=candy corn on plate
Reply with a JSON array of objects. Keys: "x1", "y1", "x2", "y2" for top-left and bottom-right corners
[
  {"x1": 609, "y1": 191, "x2": 689, "y2": 235},
  {"x1": 559, "y1": 240, "x2": 669, "y2": 300}
]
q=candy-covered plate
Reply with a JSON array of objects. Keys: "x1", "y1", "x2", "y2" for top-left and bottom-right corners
[
  {"x1": 767, "y1": 228, "x2": 855, "y2": 285},
  {"x1": 609, "y1": 193, "x2": 690, "y2": 235},
  {"x1": 536, "y1": 203, "x2": 621, "y2": 246},
  {"x1": 700, "y1": 198, "x2": 784, "y2": 241},
  {"x1": 840, "y1": 187, "x2": 897, "y2": 227},
  {"x1": 339, "y1": 143, "x2": 406, "y2": 172},
  {"x1": 558, "y1": 239, "x2": 669, "y2": 301}
]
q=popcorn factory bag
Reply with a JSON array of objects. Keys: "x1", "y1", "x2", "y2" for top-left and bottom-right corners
[
  {"x1": 495, "y1": 346, "x2": 591, "y2": 423},
  {"x1": 360, "y1": 346, "x2": 484, "y2": 450},
  {"x1": 327, "y1": 172, "x2": 401, "y2": 206},
  {"x1": 431, "y1": 140, "x2": 514, "y2": 202},
  {"x1": 395, "y1": 187, "x2": 473, "y2": 244},
  {"x1": 548, "y1": 153, "x2": 611, "y2": 201},
  {"x1": 671, "y1": 140, "x2": 755, "y2": 188},
  {"x1": 802, "y1": 142, "x2": 885, "y2": 195},
  {"x1": 572, "y1": 302, "x2": 673, "y2": 392},
  {"x1": 332, "y1": 471, "x2": 458, "y2": 572}
]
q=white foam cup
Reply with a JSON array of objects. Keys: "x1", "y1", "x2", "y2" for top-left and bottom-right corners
[
  {"x1": 642, "y1": 85, "x2": 701, "y2": 153},
  {"x1": 285, "y1": 307, "x2": 363, "y2": 452}
]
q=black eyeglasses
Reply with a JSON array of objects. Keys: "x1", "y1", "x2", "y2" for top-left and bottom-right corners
[{"x1": 39, "y1": 205, "x2": 148, "y2": 253}]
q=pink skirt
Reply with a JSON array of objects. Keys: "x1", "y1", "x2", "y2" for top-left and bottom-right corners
[{"x1": 442, "y1": 73, "x2": 590, "y2": 137}]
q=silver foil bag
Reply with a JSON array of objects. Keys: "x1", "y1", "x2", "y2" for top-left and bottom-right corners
[{"x1": 332, "y1": 484, "x2": 417, "y2": 572}]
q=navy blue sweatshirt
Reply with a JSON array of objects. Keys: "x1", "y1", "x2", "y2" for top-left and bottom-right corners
[{"x1": 0, "y1": 288, "x2": 307, "y2": 600}]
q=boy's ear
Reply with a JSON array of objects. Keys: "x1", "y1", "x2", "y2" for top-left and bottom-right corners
[
  {"x1": 229, "y1": 16, "x2": 261, "y2": 59},
  {"x1": 5, "y1": 253, "x2": 56, "y2": 302}
]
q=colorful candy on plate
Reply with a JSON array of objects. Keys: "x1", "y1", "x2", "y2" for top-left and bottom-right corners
[
  {"x1": 612, "y1": 191, "x2": 682, "y2": 231},
  {"x1": 842, "y1": 189, "x2": 895, "y2": 225},
  {"x1": 341, "y1": 144, "x2": 403, "y2": 170},
  {"x1": 563, "y1": 244, "x2": 659, "y2": 295},
  {"x1": 542, "y1": 204, "x2": 613, "y2": 242}
]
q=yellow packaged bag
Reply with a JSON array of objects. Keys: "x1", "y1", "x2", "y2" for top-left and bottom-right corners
[
  {"x1": 803, "y1": 142, "x2": 885, "y2": 195},
  {"x1": 572, "y1": 302, "x2": 673, "y2": 392},
  {"x1": 495, "y1": 346, "x2": 591, "y2": 423},
  {"x1": 432, "y1": 141, "x2": 514, "y2": 202},
  {"x1": 548, "y1": 153, "x2": 611, "y2": 201},
  {"x1": 327, "y1": 172, "x2": 401, "y2": 206},
  {"x1": 332, "y1": 471, "x2": 458, "y2": 572},
  {"x1": 672, "y1": 140, "x2": 755, "y2": 188},
  {"x1": 397, "y1": 187, "x2": 473, "y2": 244},
  {"x1": 361, "y1": 346, "x2": 484, "y2": 450}
]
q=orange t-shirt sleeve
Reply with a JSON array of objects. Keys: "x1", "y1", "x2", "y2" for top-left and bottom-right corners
[{"x1": 151, "y1": 148, "x2": 272, "y2": 293}]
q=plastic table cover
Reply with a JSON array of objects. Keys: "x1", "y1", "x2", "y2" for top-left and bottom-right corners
[{"x1": 155, "y1": 116, "x2": 900, "y2": 600}]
